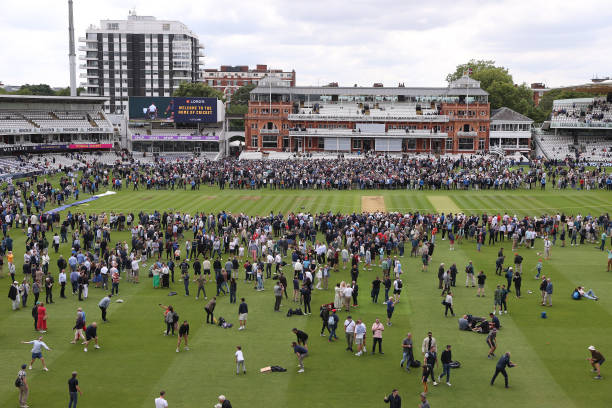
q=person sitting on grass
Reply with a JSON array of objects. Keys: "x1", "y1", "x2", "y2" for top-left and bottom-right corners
[{"x1": 573, "y1": 287, "x2": 598, "y2": 301}]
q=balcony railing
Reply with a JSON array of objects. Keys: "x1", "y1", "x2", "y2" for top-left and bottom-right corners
[
  {"x1": 457, "y1": 131, "x2": 478, "y2": 136},
  {"x1": 550, "y1": 121, "x2": 612, "y2": 129},
  {"x1": 288, "y1": 129, "x2": 448, "y2": 139},
  {"x1": 287, "y1": 113, "x2": 449, "y2": 122}
]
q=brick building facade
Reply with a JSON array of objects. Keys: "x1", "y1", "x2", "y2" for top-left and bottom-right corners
[
  {"x1": 245, "y1": 76, "x2": 492, "y2": 154},
  {"x1": 203, "y1": 64, "x2": 295, "y2": 99}
]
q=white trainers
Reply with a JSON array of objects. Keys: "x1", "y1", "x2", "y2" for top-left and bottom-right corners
[
  {"x1": 95, "y1": 345, "x2": 100, "y2": 349},
  {"x1": 43, "y1": 367, "x2": 49, "y2": 372},
  {"x1": 297, "y1": 369, "x2": 304, "y2": 373},
  {"x1": 447, "y1": 382, "x2": 451, "y2": 386},
  {"x1": 84, "y1": 348, "x2": 88, "y2": 352},
  {"x1": 176, "y1": 348, "x2": 179, "y2": 353},
  {"x1": 184, "y1": 347, "x2": 189, "y2": 350},
  {"x1": 28, "y1": 365, "x2": 32, "y2": 370},
  {"x1": 433, "y1": 381, "x2": 438, "y2": 386}
]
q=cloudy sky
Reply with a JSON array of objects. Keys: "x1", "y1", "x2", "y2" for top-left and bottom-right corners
[{"x1": 1, "y1": 0, "x2": 611, "y2": 88}]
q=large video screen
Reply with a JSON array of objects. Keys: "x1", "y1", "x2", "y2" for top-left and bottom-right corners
[{"x1": 128, "y1": 97, "x2": 220, "y2": 123}]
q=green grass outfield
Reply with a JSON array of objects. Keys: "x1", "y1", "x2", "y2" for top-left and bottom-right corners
[{"x1": 1, "y1": 185, "x2": 611, "y2": 408}]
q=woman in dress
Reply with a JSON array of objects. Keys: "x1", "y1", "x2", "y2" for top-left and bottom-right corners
[
  {"x1": 333, "y1": 283, "x2": 343, "y2": 309},
  {"x1": 152, "y1": 265, "x2": 160, "y2": 289},
  {"x1": 37, "y1": 302, "x2": 47, "y2": 333}
]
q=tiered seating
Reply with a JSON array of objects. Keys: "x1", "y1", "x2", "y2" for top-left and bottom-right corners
[
  {"x1": 580, "y1": 137, "x2": 612, "y2": 161},
  {"x1": 551, "y1": 98, "x2": 612, "y2": 125},
  {"x1": 295, "y1": 103, "x2": 441, "y2": 119},
  {"x1": 0, "y1": 111, "x2": 35, "y2": 129},
  {"x1": 536, "y1": 134, "x2": 574, "y2": 159},
  {"x1": 0, "y1": 156, "x2": 45, "y2": 178}
]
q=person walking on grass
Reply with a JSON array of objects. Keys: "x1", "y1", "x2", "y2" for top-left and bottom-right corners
[
  {"x1": 383, "y1": 389, "x2": 401, "y2": 408},
  {"x1": 21, "y1": 336, "x2": 51, "y2": 371},
  {"x1": 438, "y1": 344, "x2": 452, "y2": 386},
  {"x1": 238, "y1": 298, "x2": 248, "y2": 330},
  {"x1": 98, "y1": 293, "x2": 112, "y2": 322},
  {"x1": 443, "y1": 292, "x2": 455, "y2": 317},
  {"x1": 205, "y1": 297, "x2": 216, "y2": 324},
  {"x1": 344, "y1": 315, "x2": 355, "y2": 351},
  {"x1": 425, "y1": 345, "x2": 438, "y2": 386},
  {"x1": 400, "y1": 333, "x2": 413, "y2": 371},
  {"x1": 465, "y1": 261, "x2": 475, "y2": 287},
  {"x1": 68, "y1": 371, "x2": 82, "y2": 408},
  {"x1": 327, "y1": 309, "x2": 339, "y2": 342},
  {"x1": 292, "y1": 341, "x2": 308, "y2": 373},
  {"x1": 36, "y1": 302, "x2": 47, "y2": 333},
  {"x1": 235, "y1": 345, "x2": 246, "y2": 375},
  {"x1": 371, "y1": 318, "x2": 385, "y2": 354},
  {"x1": 476, "y1": 270, "x2": 486, "y2": 297},
  {"x1": 355, "y1": 319, "x2": 367, "y2": 356},
  {"x1": 487, "y1": 328, "x2": 497, "y2": 359},
  {"x1": 83, "y1": 322, "x2": 100, "y2": 352},
  {"x1": 543, "y1": 278, "x2": 553, "y2": 306},
  {"x1": 194, "y1": 273, "x2": 206, "y2": 300},
  {"x1": 273, "y1": 281, "x2": 283, "y2": 312},
  {"x1": 587, "y1": 345, "x2": 605, "y2": 379},
  {"x1": 491, "y1": 351, "x2": 517, "y2": 388},
  {"x1": 17, "y1": 364, "x2": 28, "y2": 408},
  {"x1": 421, "y1": 362, "x2": 431, "y2": 393},
  {"x1": 386, "y1": 299, "x2": 396, "y2": 326},
  {"x1": 71, "y1": 308, "x2": 86, "y2": 344}
]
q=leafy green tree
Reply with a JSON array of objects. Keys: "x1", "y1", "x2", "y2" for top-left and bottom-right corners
[
  {"x1": 55, "y1": 87, "x2": 85, "y2": 96},
  {"x1": 172, "y1": 82, "x2": 225, "y2": 100},
  {"x1": 230, "y1": 84, "x2": 255, "y2": 106},
  {"x1": 15, "y1": 84, "x2": 56, "y2": 95},
  {"x1": 447, "y1": 60, "x2": 541, "y2": 121}
]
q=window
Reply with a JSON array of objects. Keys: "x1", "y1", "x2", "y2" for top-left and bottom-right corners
[
  {"x1": 480, "y1": 111, "x2": 486, "y2": 116},
  {"x1": 446, "y1": 139, "x2": 454, "y2": 151},
  {"x1": 458, "y1": 138, "x2": 474, "y2": 150},
  {"x1": 478, "y1": 139, "x2": 485, "y2": 151},
  {"x1": 163, "y1": 24, "x2": 170, "y2": 31},
  {"x1": 262, "y1": 135, "x2": 277, "y2": 148},
  {"x1": 405, "y1": 139, "x2": 416, "y2": 150},
  {"x1": 283, "y1": 137, "x2": 289, "y2": 149},
  {"x1": 353, "y1": 139, "x2": 361, "y2": 149},
  {"x1": 106, "y1": 23, "x2": 119, "y2": 30},
  {"x1": 251, "y1": 123, "x2": 257, "y2": 129},
  {"x1": 251, "y1": 135, "x2": 259, "y2": 148},
  {"x1": 479, "y1": 126, "x2": 487, "y2": 132},
  {"x1": 318, "y1": 138, "x2": 324, "y2": 149}
]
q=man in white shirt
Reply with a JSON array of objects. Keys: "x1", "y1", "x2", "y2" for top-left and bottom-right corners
[
  {"x1": 344, "y1": 316, "x2": 356, "y2": 352},
  {"x1": 59, "y1": 270, "x2": 67, "y2": 298},
  {"x1": 343, "y1": 286, "x2": 353, "y2": 312},
  {"x1": 354, "y1": 320, "x2": 367, "y2": 356},
  {"x1": 21, "y1": 336, "x2": 51, "y2": 371},
  {"x1": 154, "y1": 390, "x2": 168, "y2": 408},
  {"x1": 100, "y1": 264, "x2": 109, "y2": 290},
  {"x1": 131, "y1": 257, "x2": 142, "y2": 284}
]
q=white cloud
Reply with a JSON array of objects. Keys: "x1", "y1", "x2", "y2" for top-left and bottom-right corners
[{"x1": 0, "y1": 0, "x2": 611, "y2": 88}]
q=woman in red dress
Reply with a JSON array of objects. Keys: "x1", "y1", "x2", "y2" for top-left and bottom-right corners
[{"x1": 37, "y1": 302, "x2": 47, "y2": 332}]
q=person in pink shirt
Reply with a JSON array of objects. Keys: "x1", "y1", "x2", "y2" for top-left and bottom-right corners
[{"x1": 371, "y1": 318, "x2": 385, "y2": 355}]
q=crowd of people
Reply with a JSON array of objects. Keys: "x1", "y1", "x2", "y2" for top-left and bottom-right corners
[
  {"x1": 3, "y1": 168, "x2": 611, "y2": 408},
  {"x1": 34, "y1": 152, "x2": 612, "y2": 193}
]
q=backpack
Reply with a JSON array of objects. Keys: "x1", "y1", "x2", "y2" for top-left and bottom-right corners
[
  {"x1": 449, "y1": 361, "x2": 461, "y2": 368},
  {"x1": 217, "y1": 317, "x2": 226, "y2": 326},
  {"x1": 410, "y1": 359, "x2": 421, "y2": 368},
  {"x1": 15, "y1": 376, "x2": 22, "y2": 388},
  {"x1": 328, "y1": 316, "x2": 335, "y2": 326},
  {"x1": 397, "y1": 280, "x2": 403, "y2": 289}
]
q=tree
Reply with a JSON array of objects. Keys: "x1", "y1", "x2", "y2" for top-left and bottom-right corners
[
  {"x1": 55, "y1": 87, "x2": 85, "y2": 96},
  {"x1": 172, "y1": 82, "x2": 225, "y2": 100},
  {"x1": 447, "y1": 60, "x2": 540, "y2": 122},
  {"x1": 15, "y1": 84, "x2": 56, "y2": 96},
  {"x1": 226, "y1": 83, "x2": 256, "y2": 131},
  {"x1": 230, "y1": 84, "x2": 256, "y2": 106}
]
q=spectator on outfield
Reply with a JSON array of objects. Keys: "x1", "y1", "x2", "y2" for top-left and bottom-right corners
[{"x1": 587, "y1": 346, "x2": 605, "y2": 380}]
